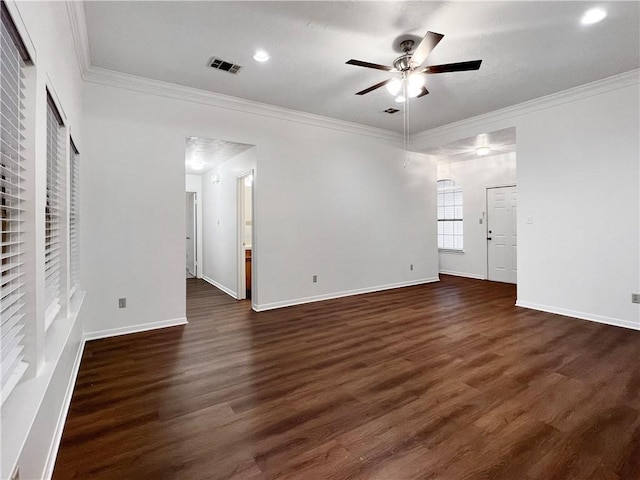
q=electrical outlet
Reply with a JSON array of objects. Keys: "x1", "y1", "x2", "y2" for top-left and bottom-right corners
[
  {"x1": 410, "y1": 264, "x2": 414, "y2": 271},
  {"x1": 118, "y1": 297, "x2": 127, "y2": 308},
  {"x1": 632, "y1": 293, "x2": 640, "y2": 304},
  {"x1": 312, "y1": 275, "x2": 317, "y2": 283},
  {"x1": 10, "y1": 466, "x2": 19, "y2": 480}
]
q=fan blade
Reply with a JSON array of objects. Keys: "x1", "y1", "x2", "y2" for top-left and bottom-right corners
[
  {"x1": 346, "y1": 59, "x2": 395, "y2": 71},
  {"x1": 410, "y1": 31, "x2": 444, "y2": 67},
  {"x1": 355, "y1": 78, "x2": 392, "y2": 95},
  {"x1": 417, "y1": 86, "x2": 429, "y2": 98},
  {"x1": 423, "y1": 60, "x2": 482, "y2": 74}
]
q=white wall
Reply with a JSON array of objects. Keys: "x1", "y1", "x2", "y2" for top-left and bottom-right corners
[
  {"x1": 516, "y1": 83, "x2": 639, "y2": 328},
  {"x1": 1, "y1": 2, "x2": 86, "y2": 479},
  {"x1": 437, "y1": 152, "x2": 517, "y2": 279},
  {"x1": 200, "y1": 149, "x2": 256, "y2": 299},
  {"x1": 185, "y1": 174, "x2": 201, "y2": 192},
  {"x1": 413, "y1": 72, "x2": 640, "y2": 330},
  {"x1": 82, "y1": 80, "x2": 439, "y2": 331}
]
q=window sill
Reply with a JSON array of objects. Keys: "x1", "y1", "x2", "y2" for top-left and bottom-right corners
[{"x1": 438, "y1": 249, "x2": 465, "y2": 254}]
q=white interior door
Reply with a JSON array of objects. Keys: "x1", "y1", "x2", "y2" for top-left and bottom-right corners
[
  {"x1": 487, "y1": 186, "x2": 517, "y2": 283},
  {"x1": 186, "y1": 192, "x2": 196, "y2": 276}
]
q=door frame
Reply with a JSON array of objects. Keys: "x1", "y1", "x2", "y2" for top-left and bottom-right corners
[
  {"x1": 236, "y1": 170, "x2": 254, "y2": 301},
  {"x1": 485, "y1": 184, "x2": 517, "y2": 282},
  {"x1": 186, "y1": 191, "x2": 199, "y2": 277}
]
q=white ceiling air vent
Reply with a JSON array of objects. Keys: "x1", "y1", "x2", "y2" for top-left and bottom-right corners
[{"x1": 208, "y1": 57, "x2": 242, "y2": 74}]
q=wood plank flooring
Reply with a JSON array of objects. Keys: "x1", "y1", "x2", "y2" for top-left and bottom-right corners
[{"x1": 53, "y1": 276, "x2": 640, "y2": 479}]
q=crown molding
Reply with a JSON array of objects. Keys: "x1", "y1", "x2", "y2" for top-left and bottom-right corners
[
  {"x1": 82, "y1": 66, "x2": 402, "y2": 142},
  {"x1": 66, "y1": 1, "x2": 91, "y2": 76},
  {"x1": 67, "y1": 1, "x2": 636, "y2": 147},
  {"x1": 411, "y1": 69, "x2": 640, "y2": 148},
  {"x1": 66, "y1": 1, "x2": 400, "y2": 142}
]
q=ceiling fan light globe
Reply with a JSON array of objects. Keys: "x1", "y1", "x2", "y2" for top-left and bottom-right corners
[
  {"x1": 475, "y1": 147, "x2": 490, "y2": 156},
  {"x1": 407, "y1": 84, "x2": 422, "y2": 98},
  {"x1": 408, "y1": 72, "x2": 425, "y2": 88},
  {"x1": 395, "y1": 95, "x2": 406, "y2": 103},
  {"x1": 386, "y1": 78, "x2": 402, "y2": 96}
]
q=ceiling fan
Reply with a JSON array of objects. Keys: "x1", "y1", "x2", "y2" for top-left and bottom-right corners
[{"x1": 346, "y1": 31, "x2": 482, "y2": 101}]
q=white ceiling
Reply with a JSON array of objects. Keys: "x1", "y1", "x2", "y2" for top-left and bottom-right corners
[
  {"x1": 83, "y1": 1, "x2": 639, "y2": 134},
  {"x1": 185, "y1": 137, "x2": 254, "y2": 175},
  {"x1": 424, "y1": 126, "x2": 516, "y2": 162}
]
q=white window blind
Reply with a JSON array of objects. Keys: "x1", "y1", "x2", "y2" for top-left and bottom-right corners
[
  {"x1": 437, "y1": 179, "x2": 464, "y2": 250},
  {"x1": 69, "y1": 139, "x2": 79, "y2": 297},
  {"x1": 1, "y1": 1, "x2": 31, "y2": 404},
  {"x1": 45, "y1": 92, "x2": 63, "y2": 330}
]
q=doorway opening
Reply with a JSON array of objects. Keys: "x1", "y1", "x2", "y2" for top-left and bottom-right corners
[
  {"x1": 237, "y1": 171, "x2": 253, "y2": 300},
  {"x1": 184, "y1": 136, "x2": 257, "y2": 306},
  {"x1": 425, "y1": 126, "x2": 517, "y2": 282},
  {"x1": 186, "y1": 192, "x2": 197, "y2": 278}
]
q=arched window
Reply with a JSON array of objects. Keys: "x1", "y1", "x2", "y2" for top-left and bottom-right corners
[{"x1": 437, "y1": 179, "x2": 463, "y2": 250}]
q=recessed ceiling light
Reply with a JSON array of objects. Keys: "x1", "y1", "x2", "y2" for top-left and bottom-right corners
[
  {"x1": 581, "y1": 7, "x2": 607, "y2": 25},
  {"x1": 191, "y1": 161, "x2": 204, "y2": 171},
  {"x1": 253, "y1": 50, "x2": 270, "y2": 62},
  {"x1": 476, "y1": 146, "x2": 490, "y2": 156}
]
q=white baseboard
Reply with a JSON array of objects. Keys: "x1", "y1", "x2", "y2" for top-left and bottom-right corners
[
  {"x1": 515, "y1": 300, "x2": 640, "y2": 331},
  {"x1": 83, "y1": 317, "x2": 188, "y2": 341},
  {"x1": 255, "y1": 277, "x2": 440, "y2": 311},
  {"x1": 201, "y1": 275, "x2": 237, "y2": 299},
  {"x1": 439, "y1": 270, "x2": 486, "y2": 280},
  {"x1": 42, "y1": 338, "x2": 86, "y2": 480}
]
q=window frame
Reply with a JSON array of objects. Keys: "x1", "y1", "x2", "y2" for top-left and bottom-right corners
[
  {"x1": 69, "y1": 137, "x2": 79, "y2": 298},
  {"x1": 0, "y1": 0, "x2": 32, "y2": 405},
  {"x1": 44, "y1": 89, "x2": 65, "y2": 331},
  {"x1": 437, "y1": 179, "x2": 464, "y2": 252}
]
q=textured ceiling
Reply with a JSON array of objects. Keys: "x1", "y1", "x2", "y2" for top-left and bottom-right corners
[
  {"x1": 84, "y1": 1, "x2": 639, "y2": 134},
  {"x1": 185, "y1": 137, "x2": 254, "y2": 175},
  {"x1": 424, "y1": 127, "x2": 516, "y2": 162}
]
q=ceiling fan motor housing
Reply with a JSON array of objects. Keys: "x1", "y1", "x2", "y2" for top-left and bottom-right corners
[
  {"x1": 393, "y1": 54, "x2": 413, "y2": 72},
  {"x1": 394, "y1": 39, "x2": 416, "y2": 71}
]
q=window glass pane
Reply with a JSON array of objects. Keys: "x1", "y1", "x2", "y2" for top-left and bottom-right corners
[
  {"x1": 444, "y1": 206, "x2": 454, "y2": 219},
  {"x1": 444, "y1": 235, "x2": 454, "y2": 249},
  {"x1": 436, "y1": 179, "x2": 463, "y2": 250}
]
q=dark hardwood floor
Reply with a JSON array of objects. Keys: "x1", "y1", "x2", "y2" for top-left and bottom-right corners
[{"x1": 53, "y1": 275, "x2": 640, "y2": 479}]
